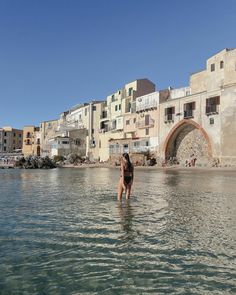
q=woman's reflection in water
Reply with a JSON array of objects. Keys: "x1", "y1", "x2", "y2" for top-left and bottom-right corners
[{"x1": 117, "y1": 201, "x2": 135, "y2": 239}]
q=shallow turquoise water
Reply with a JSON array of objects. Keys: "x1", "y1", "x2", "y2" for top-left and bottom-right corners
[{"x1": 0, "y1": 167, "x2": 235, "y2": 294}]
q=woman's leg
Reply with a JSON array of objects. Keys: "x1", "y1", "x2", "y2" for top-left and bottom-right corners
[
  {"x1": 125, "y1": 184, "x2": 132, "y2": 199},
  {"x1": 117, "y1": 180, "x2": 124, "y2": 201}
]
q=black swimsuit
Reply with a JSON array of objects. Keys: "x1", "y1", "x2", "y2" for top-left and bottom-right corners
[
  {"x1": 124, "y1": 176, "x2": 132, "y2": 185},
  {"x1": 121, "y1": 166, "x2": 133, "y2": 185}
]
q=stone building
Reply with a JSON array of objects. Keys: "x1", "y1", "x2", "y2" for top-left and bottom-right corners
[
  {"x1": 0, "y1": 126, "x2": 23, "y2": 153},
  {"x1": 40, "y1": 119, "x2": 59, "y2": 157},
  {"x1": 158, "y1": 48, "x2": 236, "y2": 167},
  {"x1": 53, "y1": 101, "x2": 104, "y2": 159},
  {"x1": 108, "y1": 91, "x2": 159, "y2": 165},
  {"x1": 99, "y1": 79, "x2": 155, "y2": 161},
  {"x1": 22, "y1": 126, "x2": 41, "y2": 156}
]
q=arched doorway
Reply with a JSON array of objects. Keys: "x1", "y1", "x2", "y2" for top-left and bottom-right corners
[{"x1": 163, "y1": 120, "x2": 212, "y2": 166}]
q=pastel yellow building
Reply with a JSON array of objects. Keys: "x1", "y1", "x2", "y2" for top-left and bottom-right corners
[
  {"x1": 98, "y1": 79, "x2": 155, "y2": 161},
  {"x1": 0, "y1": 126, "x2": 23, "y2": 153},
  {"x1": 22, "y1": 126, "x2": 41, "y2": 156}
]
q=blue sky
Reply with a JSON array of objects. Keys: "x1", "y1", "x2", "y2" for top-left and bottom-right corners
[{"x1": 0, "y1": 0, "x2": 236, "y2": 129}]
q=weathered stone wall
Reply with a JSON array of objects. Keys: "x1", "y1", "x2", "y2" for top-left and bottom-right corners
[{"x1": 167, "y1": 126, "x2": 210, "y2": 166}]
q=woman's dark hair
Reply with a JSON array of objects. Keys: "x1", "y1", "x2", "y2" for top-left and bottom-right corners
[{"x1": 123, "y1": 153, "x2": 132, "y2": 170}]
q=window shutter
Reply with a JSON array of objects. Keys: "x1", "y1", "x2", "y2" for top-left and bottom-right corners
[{"x1": 192, "y1": 102, "x2": 196, "y2": 110}]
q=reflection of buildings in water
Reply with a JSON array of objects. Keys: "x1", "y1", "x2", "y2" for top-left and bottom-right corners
[{"x1": 83, "y1": 167, "x2": 118, "y2": 187}]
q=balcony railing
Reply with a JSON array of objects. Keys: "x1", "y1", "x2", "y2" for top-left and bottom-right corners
[
  {"x1": 206, "y1": 105, "x2": 219, "y2": 115},
  {"x1": 99, "y1": 128, "x2": 109, "y2": 133},
  {"x1": 136, "y1": 118, "x2": 155, "y2": 129},
  {"x1": 184, "y1": 110, "x2": 194, "y2": 119},
  {"x1": 164, "y1": 114, "x2": 174, "y2": 122},
  {"x1": 136, "y1": 101, "x2": 158, "y2": 112}
]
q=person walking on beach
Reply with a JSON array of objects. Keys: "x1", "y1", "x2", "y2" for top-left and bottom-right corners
[{"x1": 118, "y1": 153, "x2": 134, "y2": 201}]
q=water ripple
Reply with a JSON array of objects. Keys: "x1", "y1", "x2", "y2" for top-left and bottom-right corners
[{"x1": 0, "y1": 168, "x2": 236, "y2": 294}]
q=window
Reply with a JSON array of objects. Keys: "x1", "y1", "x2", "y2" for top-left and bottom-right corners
[
  {"x1": 119, "y1": 104, "x2": 121, "y2": 110},
  {"x1": 101, "y1": 111, "x2": 107, "y2": 119},
  {"x1": 220, "y1": 61, "x2": 224, "y2": 69},
  {"x1": 115, "y1": 105, "x2": 118, "y2": 111},
  {"x1": 92, "y1": 106, "x2": 96, "y2": 111},
  {"x1": 145, "y1": 114, "x2": 150, "y2": 126},
  {"x1": 184, "y1": 102, "x2": 195, "y2": 119},
  {"x1": 75, "y1": 139, "x2": 81, "y2": 145},
  {"x1": 85, "y1": 108, "x2": 87, "y2": 116},
  {"x1": 206, "y1": 96, "x2": 220, "y2": 115},
  {"x1": 210, "y1": 118, "x2": 214, "y2": 125},
  {"x1": 92, "y1": 129, "x2": 94, "y2": 134},
  {"x1": 19, "y1": 134, "x2": 22, "y2": 138},
  {"x1": 146, "y1": 141, "x2": 149, "y2": 146},
  {"x1": 164, "y1": 107, "x2": 175, "y2": 121},
  {"x1": 26, "y1": 132, "x2": 30, "y2": 138},
  {"x1": 128, "y1": 102, "x2": 131, "y2": 112},
  {"x1": 4, "y1": 132, "x2": 7, "y2": 136},
  {"x1": 111, "y1": 95, "x2": 115, "y2": 102},
  {"x1": 37, "y1": 139, "x2": 40, "y2": 144},
  {"x1": 13, "y1": 133, "x2": 16, "y2": 137},
  {"x1": 145, "y1": 128, "x2": 149, "y2": 135},
  {"x1": 211, "y1": 63, "x2": 215, "y2": 72},
  {"x1": 4, "y1": 139, "x2": 6, "y2": 143},
  {"x1": 126, "y1": 120, "x2": 130, "y2": 125},
  {"x1": 27, "y1": 139, "x2": 30, "y2": 145},
  {"x1": 133, "y1": 118, "x2": 136, "y2": 124},
  {"x1": 4, "y1": 147, "x2": 6, "y2": 151},
  {"x1": 128, "y1": 87, "x2": 133, "y2": 96}
]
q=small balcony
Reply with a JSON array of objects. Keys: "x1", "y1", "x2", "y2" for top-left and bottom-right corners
[
  {"x1": 136, "y1": 118, "x2": 155, "y2": 129},
  {"x1": 184, "y1": 110, "x2": 194, "y2": 119},
  {"x1": 136, "y1": 101, "x2": 158, "y2": 112},
  {"x1": 206, "y1": 105, "x2": 219, "y2": 115},
  {"x1": 164, "y1": 114, "x2": 174, "y2": 123},
  {"x1": 99, "y1": 127, "x2": 109, "y2": 133}
]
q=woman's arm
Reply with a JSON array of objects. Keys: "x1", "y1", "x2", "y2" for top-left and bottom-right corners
[
  {"x1": 120, "y1": 162, "x2": 126, "y2": 189},
  {"x1": 131, "y1": 165, "x2": 134, "y2": 185}
]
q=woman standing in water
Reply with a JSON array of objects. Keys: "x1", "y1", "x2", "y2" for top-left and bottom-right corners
[{"x1": 118, "y1": 153, "x2": 134, "y2": 201}]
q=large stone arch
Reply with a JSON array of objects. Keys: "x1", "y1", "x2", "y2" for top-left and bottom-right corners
[{"x1": 163, "y1": 120, "x2": 212, "y2": 166}]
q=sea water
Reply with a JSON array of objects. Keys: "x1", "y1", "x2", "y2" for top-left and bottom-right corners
[{"x1": 0, "y1": 167, "x2": 235, "y2": 294}]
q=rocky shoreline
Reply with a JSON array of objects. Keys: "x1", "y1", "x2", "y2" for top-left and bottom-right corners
[{"x1": 1, "y1": 154, "x2": 236, "y2": 172}]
